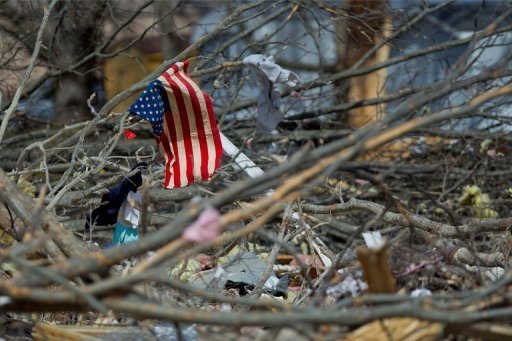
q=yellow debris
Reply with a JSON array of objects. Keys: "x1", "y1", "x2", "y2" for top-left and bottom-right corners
[
  {"x1": 480, "y1": 139, "x2": 492, "y2": 154},
  {"x1": 458, "y1": 185, "x2": 498, "y2": 218},
  {"x1": 8, "y1": 176, "x2": 37, "y2": 197}
]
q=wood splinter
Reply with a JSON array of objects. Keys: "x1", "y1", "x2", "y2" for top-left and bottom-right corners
[{"x1": 357, "y1": 242, "x2": 397, "y2": 294}]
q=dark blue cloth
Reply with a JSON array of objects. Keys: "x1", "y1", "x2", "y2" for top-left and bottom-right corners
[{"x1": 85, "y1": 163, "x2": 147, "y2": 230}]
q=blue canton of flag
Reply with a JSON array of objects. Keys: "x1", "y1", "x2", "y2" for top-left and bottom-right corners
[{"x1": 128, "y1": 80, "x2": 166, "y2": 136}]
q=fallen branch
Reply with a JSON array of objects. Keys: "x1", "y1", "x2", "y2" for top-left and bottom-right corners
[
  {"x1": 301, "y1": 198, "x2": 512, "y2": 236},
  {"x1": 0, "y1": 167, "x2": 87, "y2": 259}
]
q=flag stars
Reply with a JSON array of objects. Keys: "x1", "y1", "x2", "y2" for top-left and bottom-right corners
[{"x1": 129, "y1": 81, "x2": 168, "y2": 138}]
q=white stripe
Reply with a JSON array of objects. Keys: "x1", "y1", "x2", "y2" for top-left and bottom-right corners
[
  {"x1": 176, "y1": 71, "x2": 217, "y2": 175},
  {"x1": 159, "y1": 74, "x2": 188, "y2": 187},
  {"x1": 170, "y1": 73, "x2": 203, "y2": 181},
  {"x1": 158, "y1": 138, "x2": 173, "y2": 188}
]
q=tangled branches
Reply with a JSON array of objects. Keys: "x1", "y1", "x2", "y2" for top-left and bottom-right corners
[{"x1": 2, "y1": 0, "x2": 512, "y2": 339}]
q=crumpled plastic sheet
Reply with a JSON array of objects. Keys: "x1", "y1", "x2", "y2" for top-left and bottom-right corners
[
  {"x1": 192, "y1": 251, "x2": 288, "y2": 297},
  {"x1": 243, "y1": 54, "x2": 301, "y2": 133}
]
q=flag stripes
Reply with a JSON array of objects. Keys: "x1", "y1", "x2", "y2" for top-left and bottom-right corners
[{"x1": 129, "y1": 60, "x2": 222, "y2": 189}]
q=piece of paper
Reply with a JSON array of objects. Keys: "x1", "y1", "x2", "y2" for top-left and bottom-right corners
[
  {"x1": 362, "y1": 231, "x2": 384, "y2": 249},
  {"x1": 125, "y1": 207, "x2": 140, "y2": 226}
]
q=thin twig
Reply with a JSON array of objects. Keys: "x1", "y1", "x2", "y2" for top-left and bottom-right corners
[{"x1": 0, "y1": 0, "x2": 58, "y2": 144}]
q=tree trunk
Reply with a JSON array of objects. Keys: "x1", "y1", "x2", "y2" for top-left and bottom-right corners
[{"x1": 335, "y1": 0, "x2": 391, "y2": 128}]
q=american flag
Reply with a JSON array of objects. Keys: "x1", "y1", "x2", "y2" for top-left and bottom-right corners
[{"x1": 129, "y1": 60, "x2": 222, "y2": 188}]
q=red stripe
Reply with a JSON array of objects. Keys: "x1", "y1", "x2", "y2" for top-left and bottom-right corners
[
  {"x1": 183, "y1": 59, "x2": 190, "y2": 71},
  {"x1": 173, "y1": 70, "x2": 210, "y2": 181},
  {"x1": 163, "y1": 69, "x2": 195, "y2": 185},
  {"x1": 158, "y1": 134, "x2": 172, "y2": 188},
  {"x1": 202, "y1": 92, "x2": 223, "y2": 169},
  {"x1": 163, "y1": 106, "x2": 181, "y2": 188}
]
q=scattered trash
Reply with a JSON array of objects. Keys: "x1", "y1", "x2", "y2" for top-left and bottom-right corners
[
  {"x1": 170, "y1": 258, "x2": 202, "y2": 282},
  {"x1": 124, "y1": 128, "x2": 136, "y2": 140},
  {"x1": 152, "y1": 322, "x2": 198, "y2": 341},
  {"x1": 194, "y1": 253, "x2": 214, "y2": 270},
  {"x1": 111, "y1": 189, "x2": 142, "y2": 246},
  {"x1": 410, "y1": 288, "x2": 432, "y2": 297},
  {"x1": 326, "y1": 269, "x2": 368, "y2": 297},
  {"x1": 0, "y1": 296, "x2": 12, "y2": 307},
  {"x1": 85, "y1": 163, "x2": 147, "y2": 247},
  {"x1": 480, "y1": 138, "x2": 492, "y2": 154},
  {"x1": 0, "y1": 263, "x2": 16, "y2": 276},
  {"x1": 0, "y1": 231, "x2": 14, "y2": 246},
  {"x1": 487, "y1": 148, "x2": 497, "y2": 159},
  {"x1": 182, "y1": 207, "x2": 222, "y2": 244},
  {"x1": 220, "y1": 133, "x2": 266, "y2": 179},
  {"x1": 408, "y1": 136, "x2": 429, "y2": 155},
  {"x1": 308, "y1": 237, "x2": 332, "y2": 268},
  {"x1": 8, "y1": 176, "x2": 36, "y2": 197},
  {"x1": 355, "y1": 178, "x2": 371, "y2": 187},
  {"x1": 362, "y1": 231, "x2": 384, "y2": 249},
  {"x1": 458, "y1": 185, "x2": 498, "y2": 218},
  {"x1": 192, "y1": 251, "x2": 288, "y2": 297},
  {"x1": 243, "y1": 54, "x2": 301, "y2": 132}
]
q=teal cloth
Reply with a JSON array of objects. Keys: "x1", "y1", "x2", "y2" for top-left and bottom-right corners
[{"x1": 112, "y1": 222, "x2": 138, "y2": 245}]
